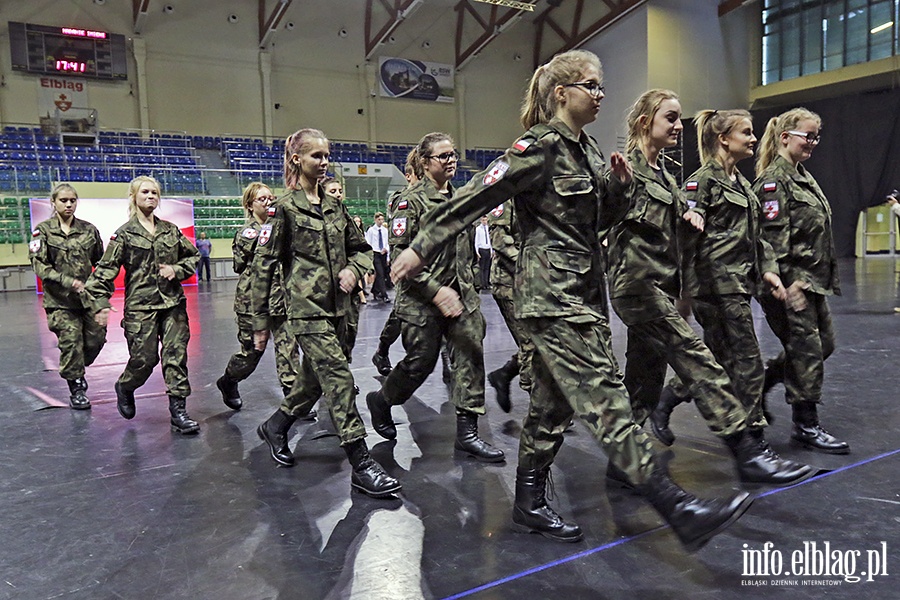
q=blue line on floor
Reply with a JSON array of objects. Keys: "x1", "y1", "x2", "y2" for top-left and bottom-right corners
[{"x1": 442, "y1": 448, "x2": 900, "y2": 599}]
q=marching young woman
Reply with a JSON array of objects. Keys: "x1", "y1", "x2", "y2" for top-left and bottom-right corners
[
  {"x1": 752, "y1": 108, "x2": 849, "y2": 454},
  {"x1": 607, "y1": 95, "x2": 814, "y2": 485},
  {"x1": 29, "y1": 183, "x2": 106, "y2": 409},
  {"x1": 86, "y1": 176, "x2": 200, "y2": 433},
  {"x1": 390, "y1": 51, "x2": 753, "y2": 550},
  {"x1": 365, "y1": 132, "x2": 504, "y2": 463},
  {"x1": 216, "y1": 182, "x2": 299, "y2": 411},
  {"x1": 251, "y1": 128, "x2": 399, "y2": 498}
]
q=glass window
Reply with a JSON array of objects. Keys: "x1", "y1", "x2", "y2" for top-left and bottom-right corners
[{"x1": 761, "y1": 0, "x2": 899, "y2": 84}]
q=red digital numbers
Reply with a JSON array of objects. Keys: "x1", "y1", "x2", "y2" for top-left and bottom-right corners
[{"x1": 55, "y1": 60, "x2": 87, "y2": 73}]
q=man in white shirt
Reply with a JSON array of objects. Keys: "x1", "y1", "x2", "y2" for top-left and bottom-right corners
[
  {"x1": 474, "y1": 215, "x2": 492, "y2": 292},
  {"x1": 365, "y1": 212, "x2": 391, "y2": 302}
]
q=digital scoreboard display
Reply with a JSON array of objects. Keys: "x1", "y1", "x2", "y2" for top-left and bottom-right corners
[{"x1": 8, "y1": 21, "x2": 128, "y2": 81}]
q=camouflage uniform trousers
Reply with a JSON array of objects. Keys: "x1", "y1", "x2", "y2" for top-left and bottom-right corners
[
  {"x1": 492, "y1": 293, "x2": 534, "y2": 390},
  {"x1": 691, "y1": 294, "x2": 768, "y2": 429},
  {"x1": 281, "y1": 316, "x2": 366, "y2": 445},
  {"x1": 46, "y1": 308, "x2": 107, "y2": 380},
  {"x1": 612, "y1": 295, "x2": 747, "y2": 437},
  {"x1": 341, "y1": 293, "x2": 361, "y2": 362},
  {"x1": 758, "y1": 290, "x2": 835, "y2": 404},
  {"x1": 119, "y1": 303, "x2": 191, "y2": 398},
  {"x1": 377, "y1": 309, "x2": 401, "y2": 355},
  {"x1": 518, "y1": 315, "x2": 655, "y2": 485},
  {"x1": 382, "y1": 308, "x2": 487, "y2": 414},
  {"x1": 225, "y1": 313, "x2": 298, "y2": 390}
]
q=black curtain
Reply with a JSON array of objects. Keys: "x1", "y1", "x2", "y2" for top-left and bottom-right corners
[{"x1": 677, "y1": 88, "x2": 900, "y2": 257}]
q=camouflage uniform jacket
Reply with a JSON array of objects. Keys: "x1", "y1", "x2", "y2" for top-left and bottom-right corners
[
  {"x1": 607, "y1": 150, "x2": 687, "y2": 299},
  {"x1": 684, "y1": 160, "x2": 777, "y2": 297},
  {"x1": 249, "y1": 187, "x2": 372, "y2": 333},
  {"x1": 389, "y1": 178, "x2": 480, "y2": 326},
  {"x1": 85, "y1": 216, "x2": 199, "y2": 312},
  {"x1": 231, "y1": 220, "x2": 286, "y2": 317},
  {"x1": 409, "y1": 117, "x2": 631, "y2": 322},
  {"x1": 29, "y1": 216, "x2": 104, "y2": 310},
  {"x1": 753, "y1": 155, "x2": 840, "y2": 296},
  {"x1": 487, "y1": 200, "x2": 518, "y2": 301}
]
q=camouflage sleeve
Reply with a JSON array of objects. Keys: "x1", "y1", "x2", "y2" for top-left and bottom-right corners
[
  {"x1": 489, "y1": 220, "x2": 519, "y2": 268},
  {"x1": 29, "y1": 225, "x2": 73, "y2": 289},
  {"x1": 89, "y1": 225, "x2": 104, "y2": 267},
  {"x1": 758, "y1": 236, "x2": 779, "y2": 277},
  {"x1": 84, "y1": 233, "x2": 125, "y2": 312},
  {"x1": 249, "y1": 210, "x2": 283, "y2": 331},
  {"x1": 341, "y1": 202, "x2": 373, "y2": 285},
  {"x1": 682, "y1": 176, "x2": 704, "y2": 217},
  {"x1": 411, "y1": 136, "x2": 545, "y2": 263},
  {"x1": 753, "y1": 178, "x2": 792, "y2": 266},
  {"x1": 599, "y1": 171, "x2": 635, "y2": 234},
  {"x1": 232, "y1": 228, "x2": 253, "y2": 275},
  {"x1": 172, "y1": 229, "x2": 200, "y2": 281},
  {"x1": 390, "y1": 190, "x2": 443, "y2": 302}
]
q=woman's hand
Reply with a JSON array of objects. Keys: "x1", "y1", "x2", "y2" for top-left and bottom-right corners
[
  {"x1": 391, "y1": 248, "x2": 426, "y2": 283},
  {"x1": 763, "y1": 272, "x2": 786, "y2": 301},
  {"x1": 785, "y1": 280, "x2": 810, "y2": 312},
  {"x1": 158, "y1": 264, "x2": 176, "y2": 280},
  {"x1": 337, "y1": 268, "x2": 357, "y2": 294},
  {"x1": 432, "y1": 286, "x2": 463, "y2": 318},
  {"x1": 95, "y1": 307, "x2": 110, "y2": 327},
  {"x1": 683, "y1": 210, "x2": 705, "y2": 232},
  {"x1": 609, "y1": 152, "x2": 633, "y2": 185},
  {"x1": 253, "y1": 330, "x2": 270, "y2": 351}
]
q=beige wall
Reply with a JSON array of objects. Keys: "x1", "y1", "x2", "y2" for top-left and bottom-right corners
[{"x1": 0, "y1": 0, "x2": 532, "y2": 147}]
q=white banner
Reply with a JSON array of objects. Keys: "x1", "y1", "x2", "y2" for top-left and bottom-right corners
[
  {"x1": 378, "y1": 57, "x2": 454, "y2": 103},
  {"x1": 37, "y1": 76, "x2": 88, "y2": 118}
]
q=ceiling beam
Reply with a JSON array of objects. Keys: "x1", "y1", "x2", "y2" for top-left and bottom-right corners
[
  {"x1": 259, "y1": 0, "x2": 294, "y2": 49},
  {"x1": 364, "y1": 0, "x2": 424, "y2": 60},
  {"x1": 455, "y1": 0, "x2": 535, "y2": 70},
  {"x1": 718, "y1": 0, "x2": 758, "y2": 17},
  {"x1": 534, "y1": 0, "x2": 645, "y2": 65},
  {"x1": 132, "y1": 0, "x2": 151, "y2": 35}
]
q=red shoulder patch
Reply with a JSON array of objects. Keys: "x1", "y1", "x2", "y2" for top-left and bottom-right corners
[
  {"x1": 763, "y1": 182, "x2": 777, "y2": 193},
  {"x1": 685, "y1": 181, "x2": 698, "y2": 192}
]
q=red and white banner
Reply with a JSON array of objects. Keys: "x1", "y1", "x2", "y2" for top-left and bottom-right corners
[{"x1": 37, "y1": 76, "x2": 88, "y2": 117}]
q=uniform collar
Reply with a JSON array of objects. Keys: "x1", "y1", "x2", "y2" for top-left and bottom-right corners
[
  {"x1": 125, "y1": 214, "x2": 161, "y2": 240},
  {"x1": 547, "y1": 117, "x2": 590, "y2": 145},
  {"x1": 287, "y1": 185, "x2": 335, "y2": 215},
  {"x1": 774, "y1": 154, "x2": 811, "y2": 184}
]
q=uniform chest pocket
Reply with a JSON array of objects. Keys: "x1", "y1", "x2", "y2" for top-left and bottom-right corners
[
  {"x1": 639, "y1": 181, "x2": 674, "y2": 231},
  {"x1": 722, "y1": 188, "x2": 749, "y2": 208},
  {"x1": 291, "y1": 218, "x2": 324, "y2": 255},
  {"x1": 154, "y1": 232, "x2": 181, "y2": 264},
  {"x1": 126, "y1": 235, "x2": 154, "y2": 265},
  {"x1": 553, "y1": 175, "x2": 595, "y2": 223}
]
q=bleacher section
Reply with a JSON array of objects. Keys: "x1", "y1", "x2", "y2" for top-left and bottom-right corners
[
  {"x1": 0, "y1": 123, "x2": 508, "y2": 244},
  {"x1": 0, "y1": 126, "x2": 205, "y2": 195}
]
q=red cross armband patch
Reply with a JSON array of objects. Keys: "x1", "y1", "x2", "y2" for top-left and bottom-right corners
[
  {"x1": 258, "y1": 223, "x2": 273, "y2": 245},
  {"x1": 392, "y1": 217, "x2": 407, "y2": 236},
  {"x1": 763, "y1": 199, "x2": 780, "y2": 220}
]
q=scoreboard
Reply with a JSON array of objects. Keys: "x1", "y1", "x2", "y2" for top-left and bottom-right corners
[{"x1": 8, "y1": 21, "x2": 128, "y2": 81}]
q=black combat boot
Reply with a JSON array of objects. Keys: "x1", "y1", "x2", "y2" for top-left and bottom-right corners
[
  {"x1": 366, "y1": 390, "x2": 397, "y2": 440},
  {"x1": 724, "y1": 429, "x2": 816, "y2": 484},
  {"x1": 636, "y1": 466, "x2": 754, "y2": 551},
  {"x1": 257, "y1": 409, "x2": 297, "y2": 466},
  {"x1": 648, "y1": 386, "x2": 687, "y2": 446},
  {"x1": 487, "y1": 357, "x2": 518, "y2": 413},
  {"x1": 344, "y1": 439, "x2": 402, "y2": 498},
  {"x1": 168, "y1": 396, "x2": 200, "y2": 434},
  {"x1": 371, "y1": 349, "x2": 392, "y2": 376},
  {"x1": 114, "y1": 381, "x2": 136, "y2": 420},
  {"x1": 67, "y1": 377, "x2": 91, "y2": 410},
  {"x1": 454, "y1": 409, "x2": 505, "y2": 462},
  {"x1": 216, "y1": 374, "x2": 242, "y2": 410},
  {"x1": 791, "y1": 402, "x2": 850, "y2": 454},
  {"x1": 512, "y1": 466, "x2": 583, "y2": 542},
  {"x1": 281, "y1": 386, "x2": 316, "y2": 421}
]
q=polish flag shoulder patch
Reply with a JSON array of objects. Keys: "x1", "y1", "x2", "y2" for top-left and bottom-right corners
[
  {"x1": 483, "y1": 160, "x2": 509, "y2": 186},
  {"x1": 258, "y1": 223, "x2": 273, "y2": 245},
  {"x1": 109, "y1": 233, "x2": 117, "y2": 241},
  {"x1": 763, "y1": 181, "x2": 777, "y2": 193},
  {"x1": 763, "y1": 199, "x2": 780, "y2": 220},
  {"x1": 512, "y1": 138, "x2": 532, "y2": 152},
  {"x1": 490, "y1": 204, "x2": 504, "y2": 218},
  {"x1": 392, "y1": 217, "x2": 407, "y2": 237},
  {"x1": 32, "y1": 229, "x2": 40, "y2": 238},
  {"x1": 685, "y1": 181, "x2": 699, "y2": 192},
  {"x1": 241, "y1": 227, "x2": 259, "y2": 239},
  {"x1": 267, "y1": 206, "x2": 277, "y2": 217},
  {"x1": 396, "y1": 199, "x2": 408, "y2": 210}
]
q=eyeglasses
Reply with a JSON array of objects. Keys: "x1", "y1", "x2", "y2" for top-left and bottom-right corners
[
  {"x1": 563, "y1": 81, "x2": 605, "y2": 98},
  {"x1": 255, "y1": 195, "x2": 275, "y2": 203},
  {"x1": 786, "y1": 131, "x2": 821, "y2": 144},
  {"x1": 425, "y1": 151, "x2": 460, "y2": 163}
]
